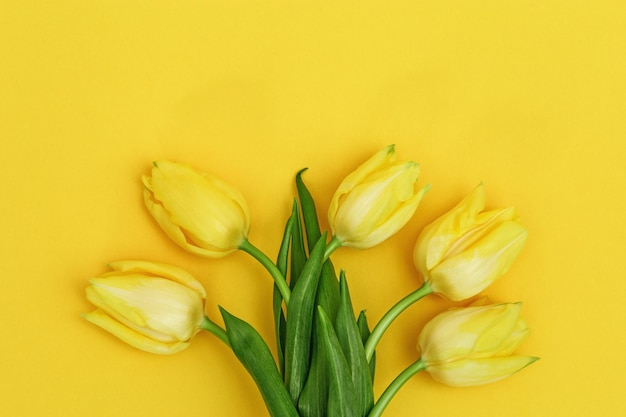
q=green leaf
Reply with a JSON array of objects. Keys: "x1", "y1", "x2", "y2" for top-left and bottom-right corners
[
  {"x1": 277, "y1": 200, "x2": 297, "y2": 277},
  {"x1": 296, "y1": 168, "x2": 341, "y2": 324},
  {"x1": 296, "y1": 168, "x2": 322, "y2": 252},
  {"x1": 290, "y1": 200, "x2": 307, "y2": 289},
  {"x1": 296, "y1": 268, "x2": 340, "y2": 417},
  {"x1": 284, "y1": 234, "x2": 327, "y2": 404},
  {"x1": 317, "y1": 306, "x2": 358, "y2": 417},
  {"x1": 273, "y1": 203, "x2": 296, "y2": 377},
  {"x1": 297, "y1": 273, "x2": 338, "y2": 417},
  {"x1": 335, "y1": 272, "x2": 374, "y2": 416},
  {"x1": 357, "y1": 311, "x2": 376, "y2": 382},
  {"x1": 297, "y1": 335, "x2": 328, "y2": 417},
  {"x1": 219, "y1": 307, "x2": 299, "y2": 417},
  {"x1": 316, "y1": 262, "x2": 340, "y2": 321}
]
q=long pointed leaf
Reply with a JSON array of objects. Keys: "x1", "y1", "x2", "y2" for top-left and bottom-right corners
[
  {"x1": 273, "y1": 203, "x2": 296, "y2": 376},
  {"x1": 284, "y1": 234, "x2": 327, "y2": 404},
  {"x1": 335, "y1": 272, "x2": 374, "y2": 416},
  {"x1": 357, "y1": 311, "x2": 376, "y2": 382},
  {"x1": 316, "y1": 262, "x2": 340, "y2": 323},
  {"x1": 220, "y1": 307, "x2": 299, "y2": 417},
  {"x1": 296, "y1": 268, "x2": 340, "y2": 417},
  {"x1": 277, "y1": 201, "x2": 297, "y2": 277},
  {"x1": 317, "y1": 306, "x2": 358, "y2": 417},
  {"x1": 297, "y1": 333, "x2": 328, "y2": 417},
  {"x1": 290, "y1": 200, "x2": 307, "y2": 289},
  {"x1": 296, "y1": 168, "x2": 341, "y2": 323},
  {"x1": 296, "y1": 168, "x2": 321, "y2": 251}
]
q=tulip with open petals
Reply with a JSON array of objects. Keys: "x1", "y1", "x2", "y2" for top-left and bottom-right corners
[{"x1": 413, "y1": 183, "x2": 527, "y2": 301}]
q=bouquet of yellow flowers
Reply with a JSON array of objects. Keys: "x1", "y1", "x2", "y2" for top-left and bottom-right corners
[{"x1": 83, "y1": 146, "x2": 537, "y2": 417}]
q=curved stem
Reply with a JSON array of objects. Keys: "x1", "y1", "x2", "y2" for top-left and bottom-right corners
[
  {"x1": 367, "y1": 358, "x2": 426, "y2": 417},
  {"x1": 239, "y1": 239, "x2": 291, "y2": 305},
  {"x1": 364, "y1": 282, "x2": 432, "y2": 361},
  {"x1": 323, "y1": 235, "x2": 343, "y2": 260},
  {"x1": 200, "y1": 316, "x2": 231, "y2": 347}
]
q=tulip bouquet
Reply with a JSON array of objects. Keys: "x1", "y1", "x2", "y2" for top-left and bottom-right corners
[{"x1": 83, "y1": 145, "x2": 537, "y2": 417}]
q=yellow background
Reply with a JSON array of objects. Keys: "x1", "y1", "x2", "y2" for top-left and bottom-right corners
[{"x1": 1, "y1": 1, "x2": 625, "y2": 416}]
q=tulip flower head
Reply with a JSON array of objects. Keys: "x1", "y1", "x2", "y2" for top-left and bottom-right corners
[
  {"x1": 83, "y1": 260, "x2": 207, "y2": 354},
  {"x1": 143, "y1": 161, "x2": 250, "y2": 258},
  {"x1": 418, "y1": 303, "x2": 537, "y2": 387},
  {"x1": 413, "y1": 183, "x2": 528, "y2": 301},
  {"x1": 328, "y1": 145, "x2": 429, "y2": 249}
]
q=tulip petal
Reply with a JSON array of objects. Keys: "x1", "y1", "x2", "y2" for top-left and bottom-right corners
[
  {"x1": 338, "y1": 162, "x2": 417, "y2": 228},
  {"x1": 144, "y1": 187, "x2": 204, "y2": 251},
  {"x1": 355, "y1": 182, "x2": 429, "y2": 249},
  {"x1": 332, "y1": 160, "x2": 424, "y2": 248},
  {"x1": 88, "y1": 276, "x2": 205, "y2": 342},
  {"x1": 83, "y1": 309, "x2": 190, "y2": 354},
  {"x1": 418, "y1": 304, "x2": 524, "y2": 363},
  {"x1": 429, "y1": 221, "x2": 528, "y2": 300},
  {"x1": 495, "y1": 317, "x2": 530, "y2": 356},
  {"x1": 143, "y1": 187, "x2": 233, "y2": 258},
  {"x1": 426, "y1": 356, "x2": 538, "y2": 387},
  {"x1": 328, "y1": 145, "x2": 396, "y2": 228},
  {"x1": 444, "y1": 207, "x2": 518, "y2": 260},
  {"x1": 149, "y1": 161, "x2": 248, "y2": 254},
  {"x1": 414, "y1": 183, "x2": 486, "y2": 274},
  {"x1": 108, "y1": 260, "x2": 207, "y2": 299},
  {"x1": 471, "y1": 303, "x2": 523, "y2": 356},
  {"x1": 200, "y1": 171, "x2": 250, "y2": 233}
]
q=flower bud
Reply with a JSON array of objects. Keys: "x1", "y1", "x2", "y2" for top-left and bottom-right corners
[
  {"x1": 83, "y1": 260, "x2": 207, "y2": 354},
  {"x1": 418, "y1": 303, "x2": 537, "y2": 387},
  {"x1": 328, "y1": 145, "x2": 429, "y2": 249},
  {"x1": 413, "y1": 183, "x2": 527, "y2": 301},
  {"x1": 143, "y1": 160, "x2": 250, "y2": 258}
]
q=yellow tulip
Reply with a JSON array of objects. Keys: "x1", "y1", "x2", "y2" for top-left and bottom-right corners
[
  {"x1": 413, "y1": 183, "x2": 527, "y2": 301},
  {"x1": 83, "y1": 260, "x2": 207, "y2": 354},
  {"x1": 328, "y1": 145, "x2": 429, "y2": 249},
  {"x1": 143, "y1": 160, "x2": 250, "y2": 258},
  {"x1": 418, "y1": 303, "x2": 537, "y2": 387}
]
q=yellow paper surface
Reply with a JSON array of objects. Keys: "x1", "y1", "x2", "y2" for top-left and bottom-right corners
[{"x1": 1, "y1": 1, "x2": 625, "y2": 416}]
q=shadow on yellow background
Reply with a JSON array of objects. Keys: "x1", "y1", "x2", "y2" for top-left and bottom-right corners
[{"x1": 1, "y1": 1, "x2": 625, "y2": 416}]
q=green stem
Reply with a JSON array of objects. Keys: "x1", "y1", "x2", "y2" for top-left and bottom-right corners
[
  {"x1": 200, "y1": 316, "x2": 231, "y2": 347},
  {"x1": 323, "y1": 235, "x2": 343, "y2": 260},
  {"x1": 364, "y1": 282, "x2": 432, "y2": 361},
  {"x1": 239, "y1": 239, "x2": 291, "y2": 305},
  {"x1": 367, "y1": 358, "x2": 426, "y2": 417}
]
